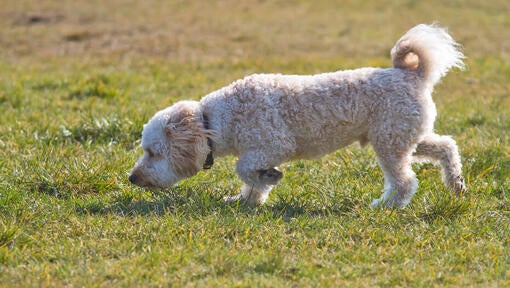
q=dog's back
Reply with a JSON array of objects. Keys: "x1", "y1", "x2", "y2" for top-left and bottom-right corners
[
  {"x1": 202, "y1": 67, "x2": 419, "y2": 159},
  {"x1": 202, "y1": 24, "x2": 464, "y2": 161}
]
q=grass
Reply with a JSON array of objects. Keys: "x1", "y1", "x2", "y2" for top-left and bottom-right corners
[{"x1": 0, "y1": 0, "x2": 509, "y2": 287}]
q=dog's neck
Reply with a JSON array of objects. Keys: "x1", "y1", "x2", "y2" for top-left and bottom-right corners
[{"x1": 202, "y1": 113, "x2": 214, "y2": 169}]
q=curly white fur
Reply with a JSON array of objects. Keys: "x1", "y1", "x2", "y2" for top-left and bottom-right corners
[{"x1": 130, "y1": 24, "x2": 466, "y2": 208}]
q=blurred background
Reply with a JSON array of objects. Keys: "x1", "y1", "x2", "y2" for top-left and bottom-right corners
[{"x1": 2, "y1": 0, "x2": 509, "y2": 63}]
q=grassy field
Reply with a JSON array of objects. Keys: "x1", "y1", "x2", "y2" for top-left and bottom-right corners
[{"x1": 1, "y1": 0, "x2": 509, "y2": 287}]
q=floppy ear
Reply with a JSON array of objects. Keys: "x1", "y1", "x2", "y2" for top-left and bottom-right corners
[
  {"x1": 163, "y1": 100, "x2": 213, "y2": 146},
  {"x1": 165, "y1": 121, "x2": 178, "y2": 136},
  {"x1": 164, "y1": 103, "x2": 193, "y2": 134},
  {"x1": 163, "y1": 108, "x2": 204, "y2": 178}
]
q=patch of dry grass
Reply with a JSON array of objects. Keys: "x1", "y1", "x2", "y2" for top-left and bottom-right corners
[{"x1": 2, "y1": 0, "x2": 509, "y2": 62}]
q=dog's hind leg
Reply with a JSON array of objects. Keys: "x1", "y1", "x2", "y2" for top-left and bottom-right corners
[
  {"x1": 371, "y1": 148, "x2": 418, "y2": 209},
  {"x1": 413, "y1": 134, "x2": 466, "y2": 192}
]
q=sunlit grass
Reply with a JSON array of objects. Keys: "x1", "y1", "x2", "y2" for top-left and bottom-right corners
[{"x1": 0, "y1": 0, "x2": 508, "y2": 287}]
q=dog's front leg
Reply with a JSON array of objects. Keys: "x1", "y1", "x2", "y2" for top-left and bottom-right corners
[
  {"x1": 223, "y1": 169, "x2": 282, "y2": 206},
  {"x1": 258, "y1": 168, "x2": 283, "y2": 185},
  {"x1": 224, "y1": 151, "x2": 283, "y2": 207}
]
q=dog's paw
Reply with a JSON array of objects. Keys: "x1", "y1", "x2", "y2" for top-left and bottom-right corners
[
  {"x1": 223, "y1": 194, "x2": 242, "y2": 203},
  {"x1": 452, "y1": 176, "x2": 467, "y2": 193},
  {"x1": 258, "y1": 168, "x2": 283, "y2": 185},
  {"x1": 370, "y1": 198, "x2": 407, "y2": 209},
  {"x1": 371, "y1": 198, "x2": 384, "y2": 209},
  {"x1": 223, "y1": 193, "x2": 261, "y2": 208}
]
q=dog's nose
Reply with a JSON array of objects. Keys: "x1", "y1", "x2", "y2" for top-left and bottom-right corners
[{"x1": 128, "y1": 174, "x2": 137, "y2": 184}]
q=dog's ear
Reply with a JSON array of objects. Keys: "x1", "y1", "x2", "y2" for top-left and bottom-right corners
[
  {"x1": 165, "y1": 119, "x2": 192, "y2": 137},
  {"x1": 164, "y1": 109, "x2": 203, "y2": 178},
  {"x1": 165, "y1": 121, "x2": 178, "y2": 136},
  {"x1": 164, "y1": 107, "x2": 197, "y2": 137}
]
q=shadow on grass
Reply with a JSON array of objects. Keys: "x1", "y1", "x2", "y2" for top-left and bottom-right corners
[
  {"x1": 75, "y1": 186, "x2": 364, "y2": 219},
  {"x1": 268, "y1": 194, "x2": 363, "y2": 220},
  {"x1": 75, "y1": 189, "x2": 191, "y2": 217},
  {"x1": 416, "y1": 191, "x2": 472, "y2": 224}
]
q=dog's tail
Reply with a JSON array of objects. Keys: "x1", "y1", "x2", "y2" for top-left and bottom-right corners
[{"x1": 391, "y1": 24, "x2": 465, "y2": 85}]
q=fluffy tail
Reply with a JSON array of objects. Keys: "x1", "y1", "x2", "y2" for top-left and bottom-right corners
[{"x1": 391, "y1": 24, "x2": 465, "y2": 85}]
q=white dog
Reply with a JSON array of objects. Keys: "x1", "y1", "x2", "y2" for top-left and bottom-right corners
[{"x1": 129, "y1": 24, "x2": 466, "y2": 208}]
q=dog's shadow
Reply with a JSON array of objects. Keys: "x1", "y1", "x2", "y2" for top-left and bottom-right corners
[
  {"x1": 75, "y1": 189, "x2": 191, "y2": 217},
  {"x1": 268, "y1": 194, "x2": 362, "y2": 219},
  {"x1": 76, "y1": 187, "x2": 362, "y2": 219}
]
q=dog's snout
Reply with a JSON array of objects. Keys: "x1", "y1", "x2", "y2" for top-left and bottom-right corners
[{"x1": 128, "y1": 173, "x2": 138, "y2": 184}]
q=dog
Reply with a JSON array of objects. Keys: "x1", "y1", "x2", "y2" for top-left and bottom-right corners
[{"x1": 129, "y1": 24, "x2": 466, "y2": 208}]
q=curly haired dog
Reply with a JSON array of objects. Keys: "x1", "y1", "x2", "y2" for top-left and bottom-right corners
[{"x1": 129, "y1": 24, "x2": 466, "y2": 208}]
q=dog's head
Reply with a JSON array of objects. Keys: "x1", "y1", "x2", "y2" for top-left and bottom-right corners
[{"x1": 129, "y1": 100, "x2": 211, "y2": 188}]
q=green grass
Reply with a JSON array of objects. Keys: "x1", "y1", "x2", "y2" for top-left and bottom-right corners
[{"x1": 1, "y1": 0, "x2": 509, "y2": 287}]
